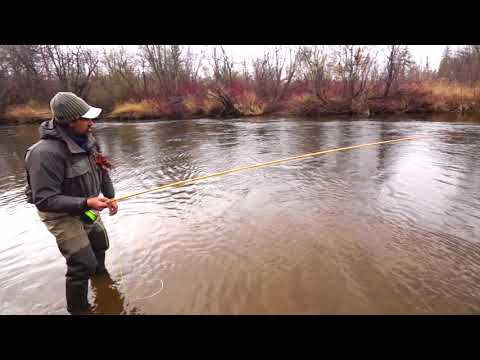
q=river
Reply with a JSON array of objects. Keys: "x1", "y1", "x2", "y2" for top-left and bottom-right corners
[{"x1": 1, "y1": 116, "x2": 479, "y2": 314}]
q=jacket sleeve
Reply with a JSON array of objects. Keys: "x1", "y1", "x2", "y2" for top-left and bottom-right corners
[
  {"x1": 26, "y1": 147, "x2": 88, "y2": 213},
  {"x1": 101, "y1": 169, "x2": 115, "y2": 199}
]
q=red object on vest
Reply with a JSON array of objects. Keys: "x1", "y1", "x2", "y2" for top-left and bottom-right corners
[{"x1": 95, "y1": 154, "x2": 113, "y2": 170}]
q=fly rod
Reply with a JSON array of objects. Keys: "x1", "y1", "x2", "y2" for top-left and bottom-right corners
[{"x1": 109, "y1": 135, "x2": 426, "y2": 203}]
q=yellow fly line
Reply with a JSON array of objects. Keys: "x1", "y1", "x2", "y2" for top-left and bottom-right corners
[
  {"x1": 110, "y1": 135, "x2": 426, "y2": 203},
  {"x1": 113, "y1": 134, "x2": 427, "y2": 303}
]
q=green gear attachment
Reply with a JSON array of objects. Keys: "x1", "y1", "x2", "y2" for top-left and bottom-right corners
[{"x1": 80, "y1": 209, "x2": 98, "y2": 224}]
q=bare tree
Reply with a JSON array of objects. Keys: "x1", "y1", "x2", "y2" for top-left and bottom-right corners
[
  {"x1": 0, "y1": 48, "x2": 10, "y2": 113},
  {"x1": 210, "y1": 46, "x2": 236, "y2": 86},
  {"x1": 140, "y1": 45, "x2": 192, "y2": 98},
  {"x1": 447, "y1": 45, "x2": 480, "y2": 85},
  {"x1": 269, "y1": 46, "x2": 286, "y2": 102},
  {"x1": 252, "y1": 52, "x2": 272, "y2": 99},
  {"x1": 438, "y1": 46, "x2": 453, "y2": 80},
  {"x1": 2, "y1": 45, "x2": 45, "y2": 102},
  {"x1": 241, "y1": 59, "x2": 251, "y2": 83},
  {"x1": 169, "y1": 45, "x2": 182, "y2": 95},
  {"x1": 103, "y1": 46, "x2": 142, "y2": 101},
  {"x1": 333, "y1": 45, "x2": 376, "y2": 101},
  {"x1": 383, "y1": 45, "x2": 412, "y2": 97},
  {"x1": 298, "y1": 45, "x2": 330, "y2": 103},
  {"x1": 206, "y1": 46, "x2": 244, "y2": 117},
  {"x1": 206, "y1": 88, "x2": 241, "y2": 117},
  {"x1": 276, "y1": 47, "x2": 300, "y2": 102},
  {"x1": 138, "y1": 45, "x2": 164, "y2": 96},
  {"x1": 40, "y1": 45, "x2": 99, "y2": 98},
  {"x1": 183, "y1": 46, "x2": 204, "y2": 83},
  {"x1": 252, "y1": 46, "x2": 300, "y2": 103}
]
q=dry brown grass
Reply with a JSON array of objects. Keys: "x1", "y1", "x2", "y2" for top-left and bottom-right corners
[
  {"x1": 108, "y1": 101, "x2": 158, "y2": 119},
  {"x1": 284, "y1": 93, "x2": 327, "y2": 116},
  {"x1": 182, "y1": 95, "x2": 203, "y2": 116},
  {"x1": 200, "y1": 97, "x2": 223, "y2": 115},
  {"x1": 234, "y1": 92, "x2": 265, "y2": 116},
  {"x1": 3, "y1": 101, "x2": 51, "y2": 122},
  {"x1": 425, "y1": 81, "x2": 480, "y2": 102},
  {"x1": 418, "y1": 81, "x2": 480, "y2": 112}
]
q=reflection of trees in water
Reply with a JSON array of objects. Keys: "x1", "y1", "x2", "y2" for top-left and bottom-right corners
[
  {"x1": 239, "y1": 120, "x2": 282, "y2": 163},
  {"x1": 148, "y1": 121, "x2": 202, "y2": 182},
  {"x1": 375, "y1": 124, "x2": 480, "y2": 242},
  {"x1": 333, "y1": 121, "x2": 378, "y2": 195},
  {"x1": 286, "y1": 120, "x2": 402, "y2": 192},
  {"x1": 193, "y1": 121, "x2": 242, "y2": 168},
  {"x1": 1, "y1": 126, "x2": 40, "y2": 188},
  {"x1": 96, "y1": 120, "x2": 241, "y2": 189},
  {"x1": 6, "y1": 119, "x2": 480, "y2": 207},
  {"x1": 107, "y1": 123, "x2": 145, "y2": 162},
  {"x1": 215, "y1": 122, "x2": 239, "y2": 148},
  {"x1": 338, "y1": 121, "x2": 408, "y2": 188},
  {"x1": 255, "y1": 125, "x2": 267, "y2": 138},
  {"x1": 16, "y1": 125, "x2": 41, "y2": 157},
  {"x1": 172, "y1": 120, "x2": 243, "y2": 173},
  {"x1": 0, "y1": 129, "x2": 16, "y2": 178},
  {"x1": 462, "y1": 131, "x2": 480, "y2": 185},
  {"x1": 374, "y1": 121, "x2": 401, "y2": 185},
  {"x1": 424, "y1": 127, "x2": 480, "y2": 231},
  {"x1": 289, "y1": 120, "x2": 329, "y2": 155}
]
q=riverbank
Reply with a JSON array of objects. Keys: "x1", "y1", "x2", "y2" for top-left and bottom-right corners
[{"x1": 2, "y1": 82, "x2": 480, "y2": 125}]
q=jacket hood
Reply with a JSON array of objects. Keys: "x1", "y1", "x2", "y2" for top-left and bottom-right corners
[
  {"x1": 39, "y1": 120, "x2": 62, "y2": 140},
  {"x1": 38, "y1": 120, "x2": 97, "y2": 154}
]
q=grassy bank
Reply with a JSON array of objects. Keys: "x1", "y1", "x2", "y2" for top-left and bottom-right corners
[
  {"x1": 2, "y1": 82, "x2": 480, "y2": 125},
  {"x1": 1, "y1": 101, "x2": 52, "y2": 124},
  {"x1": 286, "y1": 81, "x2": 480, "y2": 117}
]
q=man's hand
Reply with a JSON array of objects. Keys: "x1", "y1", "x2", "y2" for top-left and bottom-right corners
[
  {"x1": 107, "y1": 200, "x2": 118, "y2": 216},
  {"x1": 86, "y1": 196, "x2": 110, "y2": 211}
]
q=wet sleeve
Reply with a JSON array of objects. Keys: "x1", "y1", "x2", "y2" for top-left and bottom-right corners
[
  {"x1": 26, "y1": 148, "x2": 88, "y2": 213},
  {"x1": 101, "y1": 169, "x2": 115, "y2": 199}
]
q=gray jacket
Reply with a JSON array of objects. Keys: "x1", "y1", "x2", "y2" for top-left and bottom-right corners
[{"x1": 25, "y1": 120, "x2": 115, "y2": 214}]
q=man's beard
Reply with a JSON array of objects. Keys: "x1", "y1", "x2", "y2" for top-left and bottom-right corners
[{"x1": 67, "y1": 127, "x2": 89, "y2": 138}]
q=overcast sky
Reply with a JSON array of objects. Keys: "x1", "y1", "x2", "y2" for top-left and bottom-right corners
[
  {"x1": 87, "y1": 45, "x2": 463, "y2": 71},
  {"x1": 218, "y1": 45, "x2": 456, "y2": 69}
]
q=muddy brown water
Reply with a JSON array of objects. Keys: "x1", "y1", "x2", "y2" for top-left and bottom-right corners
[{"x1": 1, "y1": 116, "x2": 480, "y2": 314}]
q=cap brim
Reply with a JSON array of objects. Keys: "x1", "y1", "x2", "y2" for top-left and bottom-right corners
[{"x1": 82, "y1": 107, "x2": 102, "y2": 119}]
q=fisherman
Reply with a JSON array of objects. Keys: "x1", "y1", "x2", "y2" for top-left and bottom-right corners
[{"x1": 24, "y1": 92, "x2": 118, "y2": 315}]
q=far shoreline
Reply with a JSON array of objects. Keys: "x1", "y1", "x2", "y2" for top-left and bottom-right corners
[{"x1": 1, "y1": 110, "x2": 479, "y2": 126}]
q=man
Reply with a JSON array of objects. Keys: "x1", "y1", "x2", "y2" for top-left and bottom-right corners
[{"x1": 24, "y1": 92, "x2": 118, "y2": 315}]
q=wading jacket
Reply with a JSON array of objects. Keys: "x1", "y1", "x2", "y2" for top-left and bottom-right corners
[{"x1": 24, "y1": 120, "x2": 114, "y2": 215}]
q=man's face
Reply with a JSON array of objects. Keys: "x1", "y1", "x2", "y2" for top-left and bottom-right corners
[{"x1": 69, "y1": 118, "x2": 94, "y2": 136}]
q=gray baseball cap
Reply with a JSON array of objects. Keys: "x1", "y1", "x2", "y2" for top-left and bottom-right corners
[{"x1": 50, "y1": 92, "x2": 102, "y2": 125}]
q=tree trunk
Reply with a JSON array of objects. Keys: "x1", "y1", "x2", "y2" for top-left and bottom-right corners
[{"x1": 207, "y1": 87, "x2": 241, "y2": 118}]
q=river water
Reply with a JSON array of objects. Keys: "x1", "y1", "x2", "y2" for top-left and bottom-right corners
[{"x1": 1, "y1": 116, "x2": 480, "y2": 314}]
